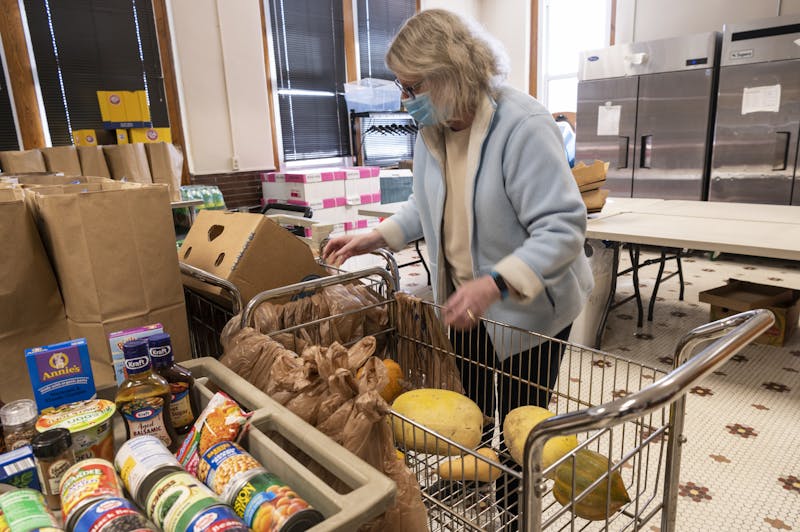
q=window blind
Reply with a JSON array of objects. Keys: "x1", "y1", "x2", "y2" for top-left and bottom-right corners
[
  {"x1": 356, "y1": 0, "x2": 415, "y2": 81},
  {"x1": 0, "y1": 58, "x2": 20, "y2": 151},
  {"x1": 23, "y1": 0, "x2": 168, "y2": 146},
  {"x1": 268, "y1": 0, "x2": 349, "y2": 162}
]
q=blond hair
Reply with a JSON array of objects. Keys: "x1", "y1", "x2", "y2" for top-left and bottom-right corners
[{"x1": 386, "y1": 9, "x2": 509, "y2": 124}]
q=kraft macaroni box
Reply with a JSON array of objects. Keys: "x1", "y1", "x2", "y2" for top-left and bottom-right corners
[
  {"x1": 108, "y1": 323, "x2": 163, "y2": 384},
  {"x1": 25, "y1": 338, "x2": 96, "y2": 412}
]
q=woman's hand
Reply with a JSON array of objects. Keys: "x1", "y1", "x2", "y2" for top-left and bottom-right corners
[
  {"x1": 322, "y1": 230, "x2": 388, "y2": 267},
  {"x1": 443, "y1": 275, "x2": 502, "y2": 330}
]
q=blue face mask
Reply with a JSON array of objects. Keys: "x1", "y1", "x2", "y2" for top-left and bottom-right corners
[{"x1": 403, "y1": 92, "x2": 439, "y2": 126}]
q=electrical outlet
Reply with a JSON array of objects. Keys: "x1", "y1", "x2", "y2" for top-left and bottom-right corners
[{"x1": 232, "y1": 156, "x2": 239, "y2": 171}]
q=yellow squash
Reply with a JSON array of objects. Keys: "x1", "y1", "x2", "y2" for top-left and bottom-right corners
[
  {"x1": 436, "y1": 447, "x2": 502, "y2": 482},
  {"x1": 503, "y1": 405, "x2": 579, "y2": 471},
  {"x1": 552, "y1": 448, "x2": 631, "y2": 521},
  {"x1": 392, "y1": 389, "x2": 483, "y2": 455}
]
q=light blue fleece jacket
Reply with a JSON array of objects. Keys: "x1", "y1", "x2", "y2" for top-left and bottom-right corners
[{"x1": 379, "y1": 86, "x2": 593, "y2": 360}]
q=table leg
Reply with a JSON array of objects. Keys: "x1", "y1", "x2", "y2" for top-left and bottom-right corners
[
  {"x1": 676, "y1": 250, "x2": 685, "y2": 301},
  {"x1": 629, "y1": 244, "x2": 644, "y2": 328},
  {"x1": 648, "y1": 248, "x2": 668, "y2": 322}
]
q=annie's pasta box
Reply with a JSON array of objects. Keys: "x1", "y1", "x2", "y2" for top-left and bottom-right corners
[{"x1": 25, "y1": 338, "x2": 96, "y2": 412}]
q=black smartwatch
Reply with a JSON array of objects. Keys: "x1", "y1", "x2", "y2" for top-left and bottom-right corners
[{"x1": 490, "y1": 270, "x2": 509, "y2": 300}]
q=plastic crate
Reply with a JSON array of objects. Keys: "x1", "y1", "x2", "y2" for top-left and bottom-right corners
[
  {"x1": 344, "y1": 78, "x2": 401, "y2": 113},
  {"x1": 103, "y1": 357, "x2": 396, "y2": 531}
]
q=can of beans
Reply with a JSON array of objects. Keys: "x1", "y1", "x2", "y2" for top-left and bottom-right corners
[
  {"x1": 198, "y1": 441, "x2": 262, "y2": 495},
  {"x1": 180, "y1": 504, "x2": 249, "y2": 532},
  {"x1": 0, "y1": 489, "x2": 60, "y2": 531},
  {"x1": 70, "y1": 497, "x2": 155, "y2": 531},
  {"x1": 114, "y1": 436, "x2": 184, "y2": 507},
  {"x1": 145, "y1": 471, "x2": 220, "y2": 532},
  {"x1": 225, "y1": 469, "x2": 323, "y2": 532},
  {"x1": 59, "y1": 459, "x2": 124, "y2": 527}
]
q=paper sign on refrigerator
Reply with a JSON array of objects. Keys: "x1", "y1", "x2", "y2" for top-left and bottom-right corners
[
  {"x1": 741, "y1": 84, "x2": 781, "y2": 114},
  {"x1": 597, "y1": 104, "x2": 621, "y2": 136}
]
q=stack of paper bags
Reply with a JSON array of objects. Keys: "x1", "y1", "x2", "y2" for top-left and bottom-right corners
[{"x1": 572, "y1": 160, "x2": 609, "y2": 214}]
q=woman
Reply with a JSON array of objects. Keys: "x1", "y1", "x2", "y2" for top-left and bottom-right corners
[{"x1": 324, "y1": 10, "x2": 592, "y2": 522}]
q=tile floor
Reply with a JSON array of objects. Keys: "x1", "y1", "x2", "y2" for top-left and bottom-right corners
[{"x1": 342, "y1": 242, "x2": 800, "y2": 531}]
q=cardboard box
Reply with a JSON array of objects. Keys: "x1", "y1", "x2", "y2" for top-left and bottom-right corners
[
  {"x1": 25, "y1": 337, "x2": 96, "y2": 411},
  {"x1": 116, "y1": 129, "x2": 129, "y2": 144},
  {"x1": 699, "y1": 279, "x2": 800, "y2": 346},
  {"x1": 108, "y1": 323, "x2": 164, "y2": 384},
  {"x1": 135, "y1": 90, "x2": 151, "y2": 123},
  {"x1": 130, "y1": 127, "x2": 171, "y2": 144},
  {"x1": 72, "y1": 129, "x2": 98, "y2": 146},
  {"x1": 97, "y1": 91, "x2": 128, "y2": 123},
  {"x1": 180, "y1": 210, "x2": 328, "y2": 305}
]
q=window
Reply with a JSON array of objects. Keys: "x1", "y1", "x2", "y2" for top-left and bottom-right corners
[
  {"x1": 356, "y1": 0, "x2": 415, "y2": 81},
  {"x1": 23, "y1": 0, "x2": 168, "y2": 146},
  {"x1": 0, "y1": 46, "x2": 21, "y2": 151},
  {"x1": 539, "y1": 0, "x2": 611, "y2": 113},
  {"x1": 269, "y1": 0, "x2": 349, "y2": 162}
]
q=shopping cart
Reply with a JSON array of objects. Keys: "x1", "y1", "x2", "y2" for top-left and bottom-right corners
[
  {"x1": 237, "y1": 267, "x2": 774, "y2": 532},
  {"x1": 180, "y1": 250, "x2": 400, "y2": 358}
]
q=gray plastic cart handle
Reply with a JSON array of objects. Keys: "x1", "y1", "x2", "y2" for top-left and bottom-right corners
[
  {"x1": 179, "y1": 262, "x2": 243, "y2": 314},
  {"x1": 521, "y1": 308, "x2": 775, "y2": 532}
]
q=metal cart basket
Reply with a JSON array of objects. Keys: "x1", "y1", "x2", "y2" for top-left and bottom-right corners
[
  {"x1": 180, "y1": 249, "x2": 399, "y2": 358},
  {"x1": 237, "y1": 267, "x2": 774, "y2": 532}
]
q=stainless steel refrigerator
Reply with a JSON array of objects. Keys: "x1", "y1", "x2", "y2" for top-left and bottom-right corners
[
  {"x1": 709, "y1": 15, "x2": 800, "y2": 205},
  {"x1": 575, "y1": 32, "x2": 721, "y2": 200}
]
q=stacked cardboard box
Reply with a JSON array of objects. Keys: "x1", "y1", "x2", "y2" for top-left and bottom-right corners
[
  {"x1": 260, "y1": 166, "x2": 381, "y2": 234},
  {"x1": 572, "y1": 160, "x2": 609, "y2": 214}
]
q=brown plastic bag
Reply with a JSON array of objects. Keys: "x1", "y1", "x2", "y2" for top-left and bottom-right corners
[{"x1": 395, "y1": 292, "x2": 464, "y2": 393}]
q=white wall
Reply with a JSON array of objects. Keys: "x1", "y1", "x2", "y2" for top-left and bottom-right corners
[
  {"x1": 420, "y1": 0, "x2": 479, "y2": 17},
  {"x1": 479, "y1": 0, "x2": 530, "y2": 92},
  {"x1": 167, "y1": 0, "x2": 275, "y2": 175},
  {"x1": 615, "y1": 0, "x2": 800, "y2": 43},
  {"x1": 420, "y1": 0, "x2": 531, "y2": 93}
]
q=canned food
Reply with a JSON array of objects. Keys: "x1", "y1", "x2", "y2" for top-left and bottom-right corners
[
  {"x1": 145, "y1": 471, "x2": 219, "y2": 532},
  {"x1": 59, "y1": 459, "x2": 124, "y2": 526},
  {"x1": 198, "y1": 441, "x2": 262, "y2": 495},
  {"x1": 181, "y1": 504, "x2": 249, "y2": 532},
  {"x1": 36, "y1": 400, "x2": 116, "y2": 462},
  {"x1": 225, "y1": 469, "x2": 323, "y2": 532},
  {"x1": 0, "y1": 489, "x2": 60, "y2": 531},
  {"x1": 71, "y1": 497, "x2": 155, "y2": 532},
  {"x1": 114, "y1": 436, "x2": 183, "y2": 506}
]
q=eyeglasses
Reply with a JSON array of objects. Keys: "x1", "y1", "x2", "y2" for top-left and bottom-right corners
[{"x1": 394, "y1": 79, "x2": 424, "y2": 100}]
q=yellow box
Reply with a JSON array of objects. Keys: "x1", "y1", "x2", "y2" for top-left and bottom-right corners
[
  {"x1": 115, "y1": 129, "x2": 129, "y2": 144},
  {"x1": 129, "y1": 127, "x2": 171, "y2": 144},
  {"x1": 72, "y1": 129, "x2": 98, "y2": 146},
  {"x1": 135, "y1": 90, "x2": 151, "y2": 123},
  {"x1": 97, "y1": 91, "x2": 128, "y2": 123}
]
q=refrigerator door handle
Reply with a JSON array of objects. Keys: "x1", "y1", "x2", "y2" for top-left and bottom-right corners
[
  {"x1": 640, "y1": 135, "x2": 653, "y2": 169},
  {"x1": 617, "y1": 136, "x2": 629, "y2": 169},
  {"x1": 772, "y1": 132, "x2": 790, "y2": 171}
]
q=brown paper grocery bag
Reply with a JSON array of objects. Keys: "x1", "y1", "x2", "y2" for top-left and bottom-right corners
[
  {"x1": 102, "y1": 143, "x2": 153, "y2": 183},
  {"x1": 145, "y1": 143, "x2": 183, "y2": 201},
  {"x1": 15, "y1": 174, "x2": 113, "y2": 186},
  {"x1": 41, "y1": 146, "x2": 82, "y2": 175},
  {"x1": 28, "y1": 182, "x2": 190, "y2": 386},
  {"x1": 0, "y1": 150, "x2": 47, "y2": 173},
  {"x1": 0, "y1": 188, "x2": 69, "y2": 400},
  {"x1": 77, "y1": 146, "x2": 112, "y2": 178}
]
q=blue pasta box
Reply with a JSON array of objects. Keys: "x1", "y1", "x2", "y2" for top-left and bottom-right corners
[
  {"x1": 25, "y1": 338, "x2": 96, "y2": 412},
  {"x1": 0, "y1": 446, "x2": 41, "y2": 491}
]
